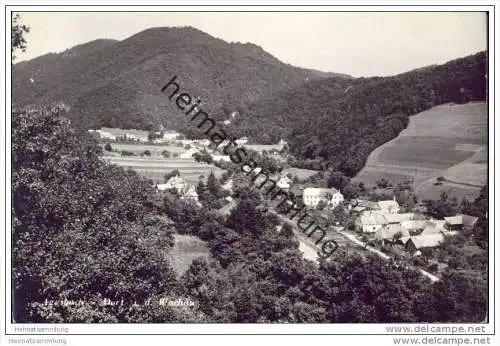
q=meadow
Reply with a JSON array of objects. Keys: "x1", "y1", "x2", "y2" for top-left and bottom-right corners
[
  {"x1": 167, "y1": 234, "x2": 210, "y2": 276},
  {"x1": 282, "y1": 167, "x2": 319, "y2": 180},
  {"x1": 354, "y1": 102, "x2": 487, "y2": 201}
]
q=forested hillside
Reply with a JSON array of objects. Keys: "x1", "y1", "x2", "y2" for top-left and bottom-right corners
[
  {"x1": 230, "y1": 52, "x2": 487, "y2": 176},
  {"x1": 13, "y1": 27, "x2": 346, "y2": 132}
]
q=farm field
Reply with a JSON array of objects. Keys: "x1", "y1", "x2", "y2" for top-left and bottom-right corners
[
  {"x1": 102, "y1": 156, "x2": 225, "y2": 184},
  {"x1": 354, "y1": 102, "x2": 487, "y2": 201},
  {"x1": 282, "y1": 167, "x2": 319, "y2": 180},
  {"x1": 167, "y1": 234, "x2": 210, "y2": 276}
]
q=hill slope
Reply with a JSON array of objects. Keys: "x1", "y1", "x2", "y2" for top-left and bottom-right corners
[
  {"x1": 353, "y1": 102, "x2": 487, "y2": 201},
  {"x1": 229, "y1": 52, "x2": 487, "y2": 176},
  {"x1": 13, "y1": 26, "x2": 348, "y2": 133}
]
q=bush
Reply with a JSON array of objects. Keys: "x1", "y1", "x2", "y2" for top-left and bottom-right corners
[
  {"x1": 121, "y1": 150, "x2": 135, "y2": 156},
  {"x1": 104, "y1": 143, "x2": 113, "y2": 152}
]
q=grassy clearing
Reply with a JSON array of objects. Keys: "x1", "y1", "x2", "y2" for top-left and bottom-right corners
[
  {"x1": 167, "y1": 234, "x2": 211, "y2": 276},
  {"x1": 354, "y1": 102, "x2": 487, "y2": 201},
  {"x1": 282, "y1": 167, "x2": 319, "y2": 180}
]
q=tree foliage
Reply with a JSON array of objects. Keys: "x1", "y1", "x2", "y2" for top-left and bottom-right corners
[
  {"x1": 12, "y1": 13, "x2": 30, "y2": 60},
  {"x1": 12, "y1": 105, "x2": 180, "y2": 322}
]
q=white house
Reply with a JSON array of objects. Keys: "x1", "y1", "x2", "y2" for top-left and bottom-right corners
[
  {"x1": 179, "y1": 139, "x2": 194, "y2": 146},
  {"x1": 303, "y1": 187, "x2": 344, "y2": 209},
  {"x1": 278, "y1": 138, "x2": 288, "y2": 150},
  {"x1": 197, "y1": 139, "x2": 211, "y2": 147},
  {"x1": 156, "y1": 183, "x2": 170, "y2": 192},
  {"x1": 212, "y1": 155, "x2": 231, "y2": 162},
  {"x1": 181, "y1": 185, "x2": 201, "y2": 206},
  {"x1": 124, "y1": 133, "x2": 148, "y2": 142},
  {"x1": 222, "y1": 179, "x2": 233, "y2": 193},
  {"x1": 179, "y1": 148, "x2": 200, "y2": 159},
  {"x1": 153, "y1": 130, "x2": 180, "y2": 142},
  {"x1": 235, "y1": 137, "x2": 248, "y2": 146},
  {"x1": 88, "y1": 129, "x2": 116, "y2": 140},
  {"x1": 276, "y1": 175, "x2": 293, "y2": 190},
  {"x1": 164, "y1": 176, "x2": 188, "y2": 193}
]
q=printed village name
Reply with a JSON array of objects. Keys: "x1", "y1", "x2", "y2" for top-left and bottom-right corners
[{"x1": 41, "y1": 297, "x2": 196, "y2": 307}]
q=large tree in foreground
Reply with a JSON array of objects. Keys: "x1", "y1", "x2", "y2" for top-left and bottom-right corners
[
  {"x1": 12, "y1": 13, "x2": 30, "y2": 60},
  {"x1": 12, "y1": 104, "x2": 184, "y2": 322}
]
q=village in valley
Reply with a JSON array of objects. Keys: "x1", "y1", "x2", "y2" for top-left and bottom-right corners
[{"x1": 89, "y1": 125, "x2": 484, "y2": 281}]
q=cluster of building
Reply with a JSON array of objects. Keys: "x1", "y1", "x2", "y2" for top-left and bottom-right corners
[
  {"x1": 275, "y1": 175, "x2": 345, "y2": 210},
  {"x1": 156, "y1": 175, "x2": 201, "y2": 207},
  {"x1": 88, "y1": 128, "x2": 183, "y2": 143},
  {"x1": 353, "y1": 198, "x2": 478, "y2": 255},
  {"x1": 177, "y1": 137, "x2": 287, "y2": 162}
]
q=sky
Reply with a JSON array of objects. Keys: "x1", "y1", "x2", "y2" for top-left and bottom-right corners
[{"x1": 15, "y1": 12, "x2": 487, "y2": 77}]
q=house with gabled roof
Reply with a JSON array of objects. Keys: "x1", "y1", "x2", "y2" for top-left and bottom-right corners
[
  {"x1": 181, "y1": 185, "x2": 201, "y2": 206},
  {"x1": 164, "y1": 176, "x2": 188, "y2": 193},
  {"x1": 277, "y1": 175, "x2": 293, "y2": 190},
  {"x1": 406, "y1": 234, "x2": 445, "y2": 254},
  {"x1": 375, "y1": 224, "x2": 410, "y2": 245},
  {"x1": 444, "y1": 214, "x2": 479, "y2": 230},
  {"x1": 303, "y1": 187, "x2": 344, "y2": 209},
  {"x1": 377, "y1": 198, "x2": 400, "y2": 214},
  {"x1": 357, "y1": 211, "x2": 388, "y2": 233}
]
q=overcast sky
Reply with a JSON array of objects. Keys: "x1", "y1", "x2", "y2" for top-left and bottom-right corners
[{"x1": 15, "y1": 12, "x2": 487, "y2": 77}]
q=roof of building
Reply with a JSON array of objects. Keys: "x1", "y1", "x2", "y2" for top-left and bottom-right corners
[
  {"x1": 400, "y1": 236, "x2": 412, "y2": 245},
  {"x1": 408, "y1": 234, "x2": 445, "y2": 249},
  {"x1": 375, "y1": 224, "x2": 410, "y2": 241},
  {"x1": 359, "y1": 212, "x2": 387, "y2": 225},
  {"x1": 278, "y1": 175, "x2": 293, "y2": 183},
  {"x1": 290, "y1": 185, "x2": 305, "y2": 196},
  {"x1": 421, "y1": 226, "x2": 445, "y2": 235},
  {"x1": 444, "y1": 214, "x2": 479, "y2": 227},
  {"x1": 166, "y1": 176, "x2": 187, "y2": 186},
  {"x1": 217, "y1": 201, "x2": 237, "y2": 216},
  {"x1": 401, "y1": 220, "x2": 427, "y2": 230},
  {"x1": 378, "y1": 200, "x2": 400, "y2": 211},
  {"x1": 156, "y1": 183, "x2": 170, "y2": 191},
  {"x1": 352, "y1": 206, "x2": 366, "y2": 212},
  {"x1": 384, "y1": 213, "x2": 415, "y2": 224},
  {"x1": 222, "y1": 179, "x2": 233, "y2": 191},
  {"x1": 444, "y1": 215, "x2": 462, "y2": 225},
  {"x1": 182, "y1": 185, "x2": 198, "y2": 198},
  {"x1": 357, "y1": 199, "x2": 380, "y2": 210},
  {"x1": 303, "y1": 187, "x2": 340, "y2": 197}
]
